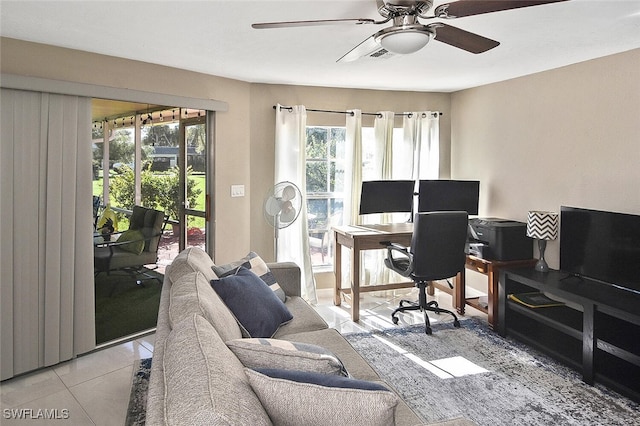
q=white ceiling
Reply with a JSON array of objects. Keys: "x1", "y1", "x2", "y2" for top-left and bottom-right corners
[{"x1": 2, "y1": 0, "x2": 640, "y2": 93}]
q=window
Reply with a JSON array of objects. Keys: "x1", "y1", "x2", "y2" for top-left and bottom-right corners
[
  {"x1": 305, "y1": 127, "x2": 345, "y2": 269},
  {"x1": 305, "y1": 125, "x2": 408, "y2": 269}
]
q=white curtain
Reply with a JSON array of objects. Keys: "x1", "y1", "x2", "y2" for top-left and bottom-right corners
[
  {"x1": 343, "y1": 111, "x2": 440, "y2": 287},
  {"x1": 360, "y1": 111, "x2": 396, "y2": 286},
  {"x1": 343, "y1": 109, "x2": 362, "y2": 227},
  {"x1": 274, "y1": 104, "x2": 317, "y2": 303},
  {"x1": 1, "y1": 89, "x2": 95, "y2": 380},
  {"x1": 404, "y1": 111, "x2": 440, "y2": 180},
  {"x1": 338, "y1": 110, "x2": 363, "y2": 288}
]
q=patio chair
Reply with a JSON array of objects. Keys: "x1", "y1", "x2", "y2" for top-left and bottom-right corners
[{"x1": 94, "y1": 205, "x2": 168, "y2": 286}]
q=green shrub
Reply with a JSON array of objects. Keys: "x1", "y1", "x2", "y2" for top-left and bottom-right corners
[{"x1": 109, "y1": 165, "x2": 202, "y2": 221}]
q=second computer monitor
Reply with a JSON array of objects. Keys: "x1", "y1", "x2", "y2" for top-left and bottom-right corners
[
  {"x1": 359, "y1": 180, "x2": 415, "y2": 215},
  {"x1": 418, "y1": 180, "x2": 479, "y2": 215}
]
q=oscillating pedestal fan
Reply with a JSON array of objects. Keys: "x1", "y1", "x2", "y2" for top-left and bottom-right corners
[{"x1": 263, "y1": 181, "x2": 302, "y2": 258}]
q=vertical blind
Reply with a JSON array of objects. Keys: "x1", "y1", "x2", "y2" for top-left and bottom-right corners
[{"x1": 1, "y1": 89, "x2": 95, "y2": 380}]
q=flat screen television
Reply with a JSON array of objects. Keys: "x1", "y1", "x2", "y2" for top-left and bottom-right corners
[
  {"x1": 359, "y1": 180, "x2": 415, "y2": 215},
  {"x1": 417, "y1": 180, "x2": 480, "y2": 215},
  {"x1": 560, "y1": 206, "x2": 640, "y2": 293}
]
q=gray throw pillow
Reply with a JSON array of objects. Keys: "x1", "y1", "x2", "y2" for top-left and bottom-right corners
[
  {"x1": 211, "y1": 266, "x2": 293, "y2": 338},
  {"x1": 245, "y1": 368, "x2": 398, "y2": 426},
  {"x1": 227, "y1": 338, "x2": 349, "y2": 377},
  {"x1": 212, "y1": 252, "x2": 286, "y2": 302}
]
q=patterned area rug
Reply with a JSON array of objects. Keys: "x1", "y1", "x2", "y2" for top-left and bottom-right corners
[
  {"x1": 125, "y1": 358, "x2": 152, "y2": 426},
  {"x1": 343, "y1": 318, "x2": 640, "y2": 425}
]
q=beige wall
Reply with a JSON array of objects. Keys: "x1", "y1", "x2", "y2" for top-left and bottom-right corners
[
  {"x1": 1, "y1": 37, "x2": 254, "y2": 263},
  {"x1": 451, "y1": 48, "x2": 640, "y2": 269},
  {"x1": 0, "y1": 37, "x2": 451, "y2": 267},
  {"x1": 4, "y1": 37, "x2": 638, "y2": 273}
]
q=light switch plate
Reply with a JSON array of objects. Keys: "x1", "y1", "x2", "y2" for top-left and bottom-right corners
[{"x1": 231, "y1": 184, "x2": 245, "y2": 197}]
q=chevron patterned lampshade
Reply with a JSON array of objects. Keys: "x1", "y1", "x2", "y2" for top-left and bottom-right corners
[
  {"x1": 526, "y1": 211, "x2": 559, "y2": 241},
  {"x1": 526, "y1": 211, "x2": 558, "y2": 272}
]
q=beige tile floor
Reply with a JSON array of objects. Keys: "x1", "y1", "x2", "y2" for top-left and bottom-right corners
[{"x1": 0, "y1": 286, "x2": 486, "y2": 425}]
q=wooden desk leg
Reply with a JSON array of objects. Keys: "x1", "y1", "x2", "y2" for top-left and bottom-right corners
[
  {"x1": 351, "y1": 242, "x2": 360, "y2": 322},
  {"x1": 333, "y1": 232, "x2": 342, "y2": 306},
  {"x1": 487, "y1": 265, "x2": 498, "y2": 329},
  {"x1": 455, "y1": 269, "x2": 465, "y2": 315}
]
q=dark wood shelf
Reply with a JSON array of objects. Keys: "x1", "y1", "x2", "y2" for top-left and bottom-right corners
[
  {"x1": 499, "y1": 268, "x2": 640, "y2": 403},
  {"x1": 464, "y1": 297, "x2": 488, "y2": 314},
  {"x1": 508, "y1": 328, "x2": 582, "y2": 371},
  {"x1": 506, "y1": 300, "x2": 583, "y2": 340}
]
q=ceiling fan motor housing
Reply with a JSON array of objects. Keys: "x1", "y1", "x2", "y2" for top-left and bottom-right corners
[{"x1": 378, "y1": 0, "x2": 433, "y2": 18}]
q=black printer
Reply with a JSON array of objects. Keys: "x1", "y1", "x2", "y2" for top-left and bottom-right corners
[{"x1": 468, "y1": 218, "x2": 533, "y2": 261}]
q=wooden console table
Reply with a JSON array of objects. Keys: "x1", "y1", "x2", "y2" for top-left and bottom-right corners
[
  {"x1": 452, "y1": 255, "x2": 537, "y2": 328},
  {"x1": 333, "y1": 223, "x2": 536, "y2": 328}
]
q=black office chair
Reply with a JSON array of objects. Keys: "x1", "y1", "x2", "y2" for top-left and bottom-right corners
[{"x1": 382, "y1": 211, "x2": 469, "y2": 334}]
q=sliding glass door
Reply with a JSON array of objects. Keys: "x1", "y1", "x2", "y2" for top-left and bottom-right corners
[
  {"x1": 177, "y1": 116, "x2": 208, "y2": 252},
  {"x1": 92, "y1": 103, "x2": 212, "y2": 259}
]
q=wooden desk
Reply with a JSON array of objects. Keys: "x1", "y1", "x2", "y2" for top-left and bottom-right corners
[
  {"x1": 333, "y1": 224, "x2": 415, "y2": 322},
  {"x1": 333, "y1": 223, "x2": 536, "y2": 328}
]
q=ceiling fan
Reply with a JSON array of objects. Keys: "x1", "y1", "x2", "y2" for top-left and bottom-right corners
[{"x1": 252, "y1": 0, "x2": 569, "y2": 62}]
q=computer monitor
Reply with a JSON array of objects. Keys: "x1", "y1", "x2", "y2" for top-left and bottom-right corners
[
  {"x1": 359, "y1": 180, "x2": 415, "y2": 215},
  {"x1": 417, "y1": 180, "x2": 480, "y2": 215}
]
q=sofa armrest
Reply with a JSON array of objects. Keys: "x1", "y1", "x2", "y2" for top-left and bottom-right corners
[{"x1": 267, "y1": 262, "x2": 301, "y2": 298}]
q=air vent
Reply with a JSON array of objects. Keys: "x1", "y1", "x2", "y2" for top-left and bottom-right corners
[{"x1": 368, "y1": 48, "x2": 395, "y2": 59}]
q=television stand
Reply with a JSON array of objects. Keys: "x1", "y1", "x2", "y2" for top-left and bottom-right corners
[{"x1": 499, "y1": 268, "x2": 640, "y2": 402}]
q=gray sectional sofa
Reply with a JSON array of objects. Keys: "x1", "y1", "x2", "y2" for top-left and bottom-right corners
[{"x1": 146, "y1": 247, "x2": 474, "y2": 425}]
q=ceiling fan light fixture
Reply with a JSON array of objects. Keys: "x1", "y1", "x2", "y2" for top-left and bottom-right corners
[{"x1": 378, "y1": 29, "x2": 433, "y2": 54}]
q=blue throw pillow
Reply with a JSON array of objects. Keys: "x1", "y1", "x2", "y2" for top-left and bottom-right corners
[
  {"x1": 211, "y1": 267, "x2": 293, "y2": 338},
  {"x1": 254, "y1": 368, "x2": 386, "y2": 390},
  {"x1": 212, "y1": 252, "x2": 286, "y2": 302}
]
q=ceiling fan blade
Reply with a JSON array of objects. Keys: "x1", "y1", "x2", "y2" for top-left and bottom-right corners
[
  {"x1": 337, "y1": 35, "x2": 386, "y2": 63},
  {"x1": 435, "y1": 0, "x2": 569, "y2": 18},
  {"x1": 252, "y1": 18, "x2": 376, "y2": 29},
  {"x1": 431, "y1": 23, "x2": 499, "y2": 54}
]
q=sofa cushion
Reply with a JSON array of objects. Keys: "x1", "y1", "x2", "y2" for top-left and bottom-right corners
[
  {"x1": 226, "y1": 338, "x2": 348, "y2": 376},
  {"x1": 245, "y1": 368, "x2": 398, "y2": 426},
  {"x1": 213, "y1": 252, "x2": 286, "y2": 302},
  {"x1": 167, "y1": 246, "x2": 219, "y2": 285},
  {"x1": 211, "y1": 267, "x2": 293, "y2": 338},
  {"x1": 271, "y1": 296, "x2": 328, "y2": 338},
  {"x1": 280, "y1": 328, "x2": 381, "y2": 381},
  {"x1": 116, "y1": 229, "x2": 145, "y2": 254},
  {"x1": 162, "y1": 314, "x2": 271, "y2": 426},
  {"x1": 169, "y1": 271, "x2": 242, "y2": 342}
]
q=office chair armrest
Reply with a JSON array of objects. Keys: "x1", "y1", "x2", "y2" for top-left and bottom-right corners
[{"x1": 381, "y1": 241, "x2": 414, "y2": 276}]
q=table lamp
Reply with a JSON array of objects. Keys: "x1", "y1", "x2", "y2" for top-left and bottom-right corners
[{"x1": 526, "y1": 211, "x2": 559, "y2": 272}]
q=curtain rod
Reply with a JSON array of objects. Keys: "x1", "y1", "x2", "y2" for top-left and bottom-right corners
[{"x1": 273, "y1": 105, "x2": 442, "y2": 118}]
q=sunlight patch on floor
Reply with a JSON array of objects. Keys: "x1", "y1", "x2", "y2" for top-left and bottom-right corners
[
  {"x1": 430, "y1": 356, "x2": 488, "y2": 377},
  {"x1": 373, "y1": 335, "x2": 488, "y2": 379}
]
